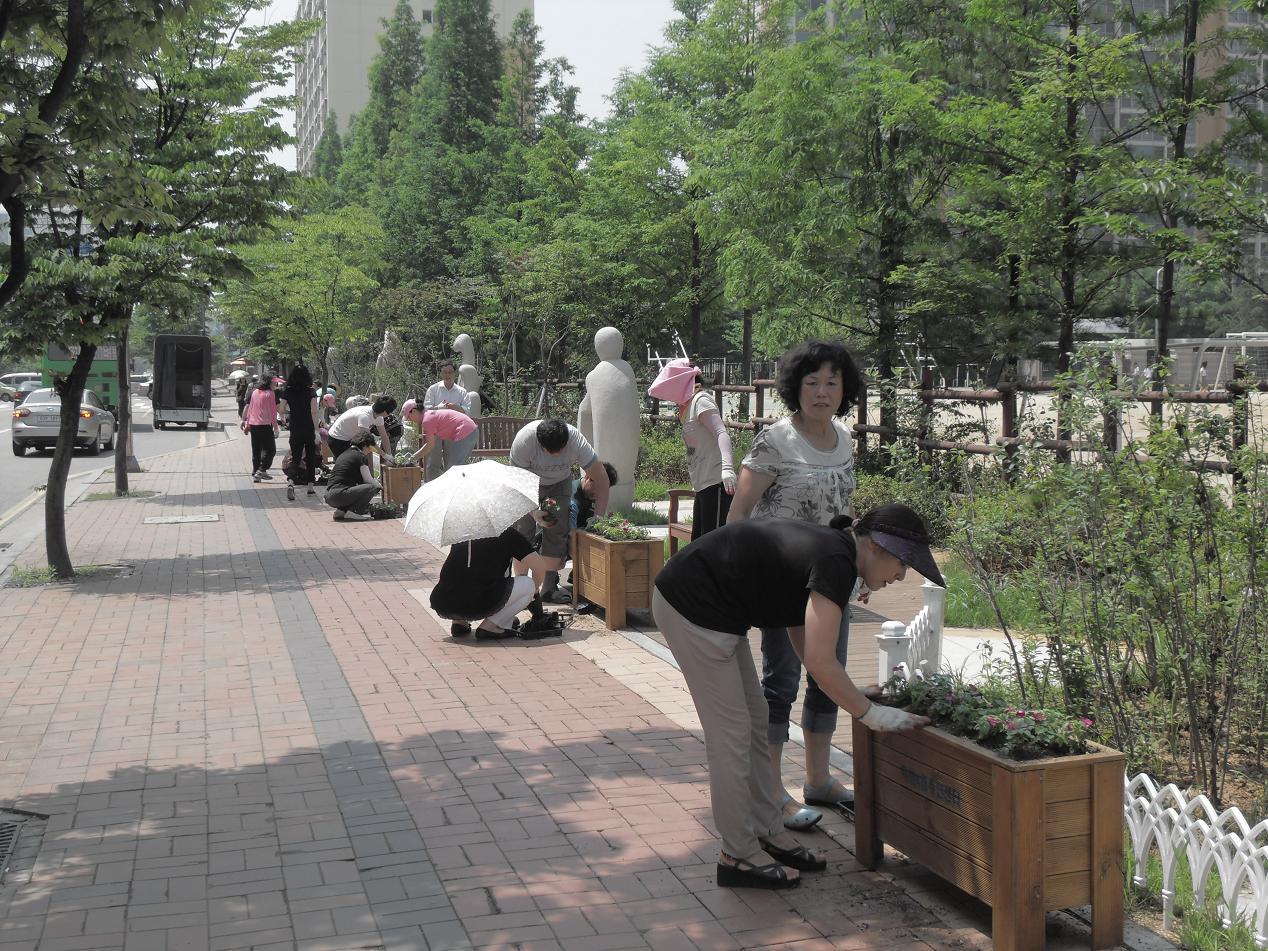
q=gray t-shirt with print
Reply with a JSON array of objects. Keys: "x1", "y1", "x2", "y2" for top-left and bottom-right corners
[{"x1": 510, "y1": 420, "x2": 598, "y2": 486}]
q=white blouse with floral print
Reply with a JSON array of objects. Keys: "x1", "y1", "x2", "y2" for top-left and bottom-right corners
[{"x1": 742, "y1": 416, "x2": 856, "y2": 525}]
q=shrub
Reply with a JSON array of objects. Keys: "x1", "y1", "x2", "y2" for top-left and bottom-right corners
[{"x1": 852, "y1": 470, "x2": 953, "y2": 545}]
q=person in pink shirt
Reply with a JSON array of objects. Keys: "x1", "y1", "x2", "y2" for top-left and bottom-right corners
[
  {"x1": 400, "y1": 400, "x2": 477, "y2": 470},
  {"x1": 240, "y1": 376, "x2": 280, "y2": 481}
]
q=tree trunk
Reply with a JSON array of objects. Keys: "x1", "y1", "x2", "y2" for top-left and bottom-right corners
[
  {"x1": 689, "y1": 220, "x2": 703, "y2": 356},
  {"x1": 741, "y1": 307, "x2": 753, "y2": 418},
  {"x1": 46, "y1": 342, "x2": 96, "y2": 579},
  {"x1": 114, "y1": 317, "x2": 131, "y2": 494},
  {"x1": 1151, "y1": 0, "x2": 1198, "y2": 417},
  {"x1": 1056, "y1": 10, "x2": 1082, "y2": 461}
]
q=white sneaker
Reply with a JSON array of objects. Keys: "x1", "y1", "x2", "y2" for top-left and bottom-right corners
[
  {"x1": 343, "y1": 512, "x2": 372, "y2": 521},
  {"x1": 286, "y1": 484, "x2": 295, "y2": 501},
  {"x1": 252, "y1": 472, "x2": 263, "y2": 482},
  {"x1": 259, "y1": 471, "x2": 273, "y2": 481},
  {"x1": 332, "y1": 510, "x2": 345, "y2": 521}
]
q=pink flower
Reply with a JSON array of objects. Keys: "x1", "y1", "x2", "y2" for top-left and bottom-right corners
[
  {"x1": 1080, "y1": 717, "x2": 1093, "y2": 728},
  {"x1": 1029, "y1": 711, "x2": 1046, "y2": 722},
  {"x1": 985, "y1": 715, "x2": 1000, "y2": 727},
  {"x1": 1005, "y1": 718, "x2": 1024, "y2": 732}
]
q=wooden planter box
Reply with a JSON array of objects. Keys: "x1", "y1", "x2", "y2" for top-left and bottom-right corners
[
  {"x1": 570, "y1": 531, "x2": 664, "y2": 630},
  {"x1": 851, "y1": 720, "x2": 1125, "y2": 951},
  {"x1": 381, "y1": 465, "x2": 423, "y2": 506}
]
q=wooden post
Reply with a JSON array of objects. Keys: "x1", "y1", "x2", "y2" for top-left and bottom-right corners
[
  {"x1": 1090, "y1": 761, "x2": 1125, "y2": 949},
  {"x1": 999, "y1": 382, "x2": 1018, "y2": 483},
  {"x1": 1231, "y1": 359, "x2": 1248, "y2": 492},
  {"x1": 605, "y1": 541, "x2": 626, "y2": 631},
  {"x1": 991, "y1": 768, "x2": 1046, "y2": 951},
  {"x1": 850, "y1": 719, "x2": 881, "y2": 869},
  {"x1": 919, "y1": 367, "x2": 934, "y2": 466},
  {"x1": 1102, "y1": 370, "x2": 1120, "y2": 455},
  {"x1": 755, "y1": 380, "x2": 765, "y2": 421}
]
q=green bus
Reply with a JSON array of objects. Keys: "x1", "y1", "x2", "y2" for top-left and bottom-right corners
[{"x1": 42, "y1": 342, "x2": 121, "y2": 412}]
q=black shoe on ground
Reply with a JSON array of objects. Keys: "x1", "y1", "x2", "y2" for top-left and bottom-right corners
[
  {"x1": 543, "y1": 587, "x2": 572, "y2": 604},
  {"x1": 450, "y1": 622, "x2": 471, "y2": 638}
]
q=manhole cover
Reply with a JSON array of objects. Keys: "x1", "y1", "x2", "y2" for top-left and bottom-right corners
[{"x1": 143, "y1": 515, "x2": 219, "y2": 524}]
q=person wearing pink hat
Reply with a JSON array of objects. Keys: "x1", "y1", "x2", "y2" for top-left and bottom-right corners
[
  {"x1": 648, "y1": 359, "x2": 736, "y2": 538},
  {"x1": 400, "y1": 399, "x2": 478, "y2": 468}
]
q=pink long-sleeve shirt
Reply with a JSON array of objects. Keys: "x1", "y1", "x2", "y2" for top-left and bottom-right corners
[{"x1": 243, "y1": 387, "x2": 278, "y2": 426}]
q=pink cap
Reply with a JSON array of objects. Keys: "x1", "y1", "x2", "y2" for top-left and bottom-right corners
[
  {"x1": 401, "y1": 398, "x2": 419, "y2": 420},
  {"x1": 322, "y1": 393, "x2": 336, "y2": 408},
  {"x1": 647, "y1": 358, "x2": 700, "y2": 405}
]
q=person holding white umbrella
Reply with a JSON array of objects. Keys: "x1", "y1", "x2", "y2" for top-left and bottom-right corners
[{"x1": 404, "y1": 460, "x2": 557, "y2": 639}]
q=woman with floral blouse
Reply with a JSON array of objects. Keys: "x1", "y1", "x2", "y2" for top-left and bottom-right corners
[{"x1": 727, "y1": 340, "x2": 863, "y2": 831}]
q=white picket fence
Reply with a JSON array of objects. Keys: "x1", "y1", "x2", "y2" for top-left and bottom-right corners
[
  {"x1": 1125, "y1": 774, "x2": 1268, "y2": 947},
  {"x1": 876, "y1": 588, "x2": 1268, "y2": 948}
]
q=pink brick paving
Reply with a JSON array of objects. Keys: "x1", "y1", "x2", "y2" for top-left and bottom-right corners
[{"x1": 0, "y1": 432, "x2": 1122, "y2": 951}]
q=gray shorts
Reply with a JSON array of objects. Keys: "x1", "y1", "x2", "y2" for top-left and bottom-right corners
[{"x1": 515, "y1": 476, "x2": 573, "y2": 560}]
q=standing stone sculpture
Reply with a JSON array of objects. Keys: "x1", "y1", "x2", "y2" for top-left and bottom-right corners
[
  {"x1": 578, "y1": 327, "x2": 638, "y2": 514},
  {"x1": 453, "y1": 333, "x2": 482, "y2": 417}
]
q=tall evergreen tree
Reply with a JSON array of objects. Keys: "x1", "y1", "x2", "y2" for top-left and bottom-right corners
[
  {"x1": 337, "y1": 0, "x2": 426, "y2": 202},
  {"x1": 311, "y1": 111, "x2": 344, "y2": 184},
  {"x1": 379, "y1": 0, "x2": 504, "y2": 283}
]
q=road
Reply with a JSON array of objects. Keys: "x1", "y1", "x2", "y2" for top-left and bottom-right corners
[{"x1": 0, "y1": 392, "x2": 239, "y2": 528}]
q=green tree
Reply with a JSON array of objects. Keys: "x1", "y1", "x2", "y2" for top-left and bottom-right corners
[
  {"x1": 222, "y1": 207, "x2": 386, "y2": 389},
  {"x1": 0, "y1": 0, "x2": 191, "y2": 307},
  {"x1": 337, "y1": 0, "x2": 426, "y2": 203},
  {"x1": 3, "y1": 0, "x2": 303, "y2": 576},
  {"x1": 379, "y1": 0, "x2": 503, "y2": 284},
  {"x1": 311, "y1": 111, "x2": 344, "y2": 184}
]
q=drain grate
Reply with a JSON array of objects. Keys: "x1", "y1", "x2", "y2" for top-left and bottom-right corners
[{"x1": 0, "y1": 820, "x2": 21, "y2": 884}]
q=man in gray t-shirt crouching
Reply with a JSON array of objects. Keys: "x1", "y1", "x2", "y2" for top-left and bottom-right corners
[{"x1": 510, "y1": 418, "x2": 611, "y2": 601}]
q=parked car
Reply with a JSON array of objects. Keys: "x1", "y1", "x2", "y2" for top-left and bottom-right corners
[
  {"x1": 130, "y1": 373, "x2": 152, "y2": 397},
  {"x1": 11, "y1": 388, "x2": 115, "y2": 456},
  {"x1": 0, "y1": 371, "x2": 41, "y2": 402},
  {"x1": 14, "y1": 380, "x2": 43, "y2": 403}
]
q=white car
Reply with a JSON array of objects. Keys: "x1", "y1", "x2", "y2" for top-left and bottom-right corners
[
  {"x1": 0, "y1": 371, "x2": 41, "y2": 402},
  {"x1": 11, "y1": 388, "x2": 116, "y2": 456}
]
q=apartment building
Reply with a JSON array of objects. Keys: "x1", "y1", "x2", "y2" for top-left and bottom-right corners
[{"x1": 296, "y1": 0, "x2": 534, "y2": 172}]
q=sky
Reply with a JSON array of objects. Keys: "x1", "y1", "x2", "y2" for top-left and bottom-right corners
[{"x1": 255, "y1": 0, "x2": 678, "y2": 169}]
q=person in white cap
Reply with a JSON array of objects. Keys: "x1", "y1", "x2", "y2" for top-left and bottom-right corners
[
  {"x1": 652, "y1": 503, "x2": 941, "y2": 891},
  {"x1": 648, "y1": 359, "x2": 736, "y2": 538}
]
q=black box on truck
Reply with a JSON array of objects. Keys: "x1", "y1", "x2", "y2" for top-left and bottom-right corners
[{"x1": 152, "y1": 334, "x2": 212, "y2": 430}]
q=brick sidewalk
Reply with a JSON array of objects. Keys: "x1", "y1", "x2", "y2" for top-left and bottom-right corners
[{"x1": 0, "y1": 434, "x2": 1136, "y2": 951}]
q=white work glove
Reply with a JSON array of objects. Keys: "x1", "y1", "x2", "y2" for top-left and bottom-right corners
[
  {"x1": 721, "y1": 468, "x2": 737, "y2": 494},
  {"x1": 860, "y1": 702, "x2": 928, "y2": 732}
]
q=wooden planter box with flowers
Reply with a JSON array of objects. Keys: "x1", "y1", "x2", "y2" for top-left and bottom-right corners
[
  {"x1": 570, "y1": 515, "x2": 664, "y2": 630},
  {"x1": 851, "y1": 676, "x2": 1125, "y2": 951}
]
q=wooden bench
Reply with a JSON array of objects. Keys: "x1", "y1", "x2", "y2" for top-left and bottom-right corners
[
  {"x1": 470, "y1": 416, "x2": 534, "y2": 458},
  {"x1": 667, "y1": 488, "x2": 695, "y2": 555}
]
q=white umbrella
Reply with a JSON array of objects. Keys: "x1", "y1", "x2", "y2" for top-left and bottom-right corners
[
  {"x1": 403, "y1": 459, "x2": 541, "y2": 547},
  {"x1": 228, "y1": 369, "x2": 249, "y2": 381}
]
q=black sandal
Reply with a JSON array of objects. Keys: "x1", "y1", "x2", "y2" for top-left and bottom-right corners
[
  {"x1": 716, "y1": 855, "x2": 800, "y2": 890},
  {"x1": 758, "y1": 839, "x2": 827, "y2": 872}
]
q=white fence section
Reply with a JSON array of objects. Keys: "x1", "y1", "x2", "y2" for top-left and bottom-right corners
[
  {"x1": 1125, "y1": 774, "x2": 1268, "y2": 947},
  {"x1": 875, "y1": 579, "x2": 945, "y2": 685}
]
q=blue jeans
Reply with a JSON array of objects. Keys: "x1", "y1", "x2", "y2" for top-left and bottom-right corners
[{"x1": 761, "y1": 608, "x2": 850, "y2": 743}]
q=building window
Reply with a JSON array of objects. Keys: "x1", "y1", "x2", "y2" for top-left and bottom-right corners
[{"x1": 422, "y1": 9, "x2": 433, "y2": 23}]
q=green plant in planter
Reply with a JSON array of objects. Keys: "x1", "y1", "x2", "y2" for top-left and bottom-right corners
[
  {"x1": 884, "y1": 672, "x2": 1093, "y2": 760},
  {"x1": 586, "y1": 514, "x2": 651, "y2": 541}
]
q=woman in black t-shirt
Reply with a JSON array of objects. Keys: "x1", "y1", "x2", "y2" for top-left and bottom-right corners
[
  {"x1": 651, "y1": 504, "x2": 944, "y2": 891},
  {"x1": 278, "y1": 365, "x2": 321, "y2": 501},
  {"x1": 431, "y1": 526, "x2": 556, "y2": 639}
]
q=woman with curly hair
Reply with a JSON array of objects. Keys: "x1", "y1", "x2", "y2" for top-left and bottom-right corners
[{"x1": 727, "y1": 340, "x2": 864, "y2": 831}]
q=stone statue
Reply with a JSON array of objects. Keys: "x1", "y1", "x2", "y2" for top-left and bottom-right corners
[
  {"x1": 454, "y1": 333, "x2": 476, "y2": 368},
  {"x1": 453, "y1": 333, "x2": 482, "y2": 417},
  {"x1": 578, "y1": 326, "x2": 638, "y2": 513},
  {"x1": 376, "y1": 329, "x2": 401, "y2": 372}
]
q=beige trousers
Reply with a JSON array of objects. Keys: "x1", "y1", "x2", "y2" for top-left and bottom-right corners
[{"x1": 652, "y1": 589, "x2": 784, "y2": 859}]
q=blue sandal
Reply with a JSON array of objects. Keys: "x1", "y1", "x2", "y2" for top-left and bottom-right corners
[{"x1": 779, "y1": 794, "x2": 822, "y2": 831}]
